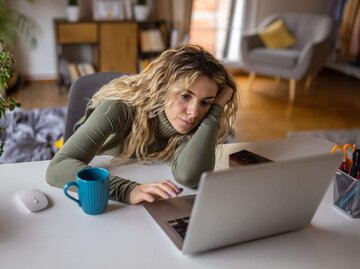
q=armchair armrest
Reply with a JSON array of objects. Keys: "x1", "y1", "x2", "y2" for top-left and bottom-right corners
[{"x1": 294, "y1": 37, "x2": 332, "y2": 79}]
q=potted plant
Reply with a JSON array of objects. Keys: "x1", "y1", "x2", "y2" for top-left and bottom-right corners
[
  {"x1": 0, "y1": 0, "x2": 41, "y2": 157},
  {"x1": 0, "y1": 43, "x2": 20, "y2": 156},
  {"x1": 134, "y1": 0, "x2": 150, "y2": 21},
  {"x1": 67, "y1": 0, "x2": 80, "y2": 22}
]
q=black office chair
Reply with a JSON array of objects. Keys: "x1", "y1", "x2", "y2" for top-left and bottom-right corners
[{"x1": 64, "y1": 72, "x2": 123, "y2": 142}]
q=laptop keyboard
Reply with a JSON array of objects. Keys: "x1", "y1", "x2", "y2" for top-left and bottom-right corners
[{"x1": 167, "y1": 217, "x2": 190, "y2": 239}]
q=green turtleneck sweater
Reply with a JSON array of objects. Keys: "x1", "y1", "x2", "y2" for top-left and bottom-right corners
[{"x1": 46, "y1": 100, "x2": 223, "y2": 204}]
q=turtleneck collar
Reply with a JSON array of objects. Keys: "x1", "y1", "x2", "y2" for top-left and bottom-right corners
[{"x1": 156, "y1": 110, "x2": 178, "y2": 138}]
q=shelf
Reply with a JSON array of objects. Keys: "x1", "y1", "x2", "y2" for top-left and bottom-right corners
[
  {"x1": 138, "y1": 21, "x2": 167, "y2": 54},
  {"x1": 54, "y1": 19, "x2": 138, "y2": 87},
  {"x1": 54, "y1": 19, "x2": 169, "y2": 87}
]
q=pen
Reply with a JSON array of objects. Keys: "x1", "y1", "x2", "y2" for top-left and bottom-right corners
[
  {"x1": 339, "y1": 184, "x2": 360, "y2": 209},
  {"x1": 349, "y1": 149, "x2": 360, "y2": 178}
]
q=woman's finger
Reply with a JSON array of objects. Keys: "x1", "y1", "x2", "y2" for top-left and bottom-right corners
[
  {"x1": 214, "y1": 87, "x2": 234, "y2": 107},
  {"x1": 130, "y1": 181, "x2": 184, "y2": 205},
  {"x1": 145, "y1": 184, "x2": 172, "y2": 199},
  {"x1": 156, "y1": 181, "x2": 180, "y2": 197},
  {"x1": 161, "y1": 180, "x2": 182, "y2": 194}
]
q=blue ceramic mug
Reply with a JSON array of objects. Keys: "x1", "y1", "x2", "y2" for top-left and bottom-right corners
[{"x1": 64, "y1": 167, "x2": 110, "y2": 215}]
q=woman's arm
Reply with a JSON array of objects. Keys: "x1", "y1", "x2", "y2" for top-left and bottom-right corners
[
  {"x1": 171, "y1": 87, "x2": 233, "y2": 188},
  {"x1": 171, "y1": 104, "x2": 223, "y2": 188},
  {"x1": 46, "y1": 100, "x2": 140, "y2": 203},
  {"x1": 46, "y1": 100, "x2": 182, "y2": 204}
]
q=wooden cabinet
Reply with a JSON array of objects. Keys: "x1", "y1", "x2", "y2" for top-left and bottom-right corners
[
  {"x1": 57, "y1": 23, "x2": 98, "y2": 44},
  {"x1": 54, "y1": 19, "x2": 138, "y2": 86},
  {"x1": 99, "y1": 22, "x2": 138, "y2": 74}
]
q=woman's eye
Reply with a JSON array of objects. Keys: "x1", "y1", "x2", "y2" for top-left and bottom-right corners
[
  {"x1": 201, "y1": 101, "x2": 212, "y2": 107},
  {"x1": 180, "y1": 94, "x2": 191, "y2": 101}
]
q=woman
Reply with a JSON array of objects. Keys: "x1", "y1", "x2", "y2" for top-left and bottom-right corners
[{"x1": 46, "y1": 45, "x2": 238, "y2": 205}]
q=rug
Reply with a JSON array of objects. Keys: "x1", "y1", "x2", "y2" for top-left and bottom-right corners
[
  {"x1": 287, "y1": 128, "x2": 360, "y2": 146},
  {"x1": 0, "y1": 106, "x2": 67, "y2": 164}
]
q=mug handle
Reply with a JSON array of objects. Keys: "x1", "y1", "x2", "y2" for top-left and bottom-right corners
[{"x1": 64, "y1": 182, "x2": 81, "y2": 207}]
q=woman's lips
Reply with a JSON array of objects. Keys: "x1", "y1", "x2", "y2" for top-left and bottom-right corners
[{"x1": 179, "y1": 118, "x2": 193, "y2": 128}]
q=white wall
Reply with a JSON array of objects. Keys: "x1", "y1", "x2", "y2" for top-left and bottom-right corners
[
  {"x1": 10, "y1": 0, "x2": 94, "y2": 80},
  {"x1": 243, "y1": 0, "x2": 329, "y2": 31},
  {"x1": 11, "y1": 0, "x2": 330, "y2": 80},
  {"x1": 10, "y1": 0, "x2": 66, "y2": 80}
]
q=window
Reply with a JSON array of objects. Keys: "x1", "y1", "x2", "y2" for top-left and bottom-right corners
[{"x1": 189, "y1": 0, "x2": 245, "y2": 61}]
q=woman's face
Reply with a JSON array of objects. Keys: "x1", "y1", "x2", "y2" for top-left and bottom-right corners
[{"x1": 164, "y1": 75, "x2": 218, "y2": 134}]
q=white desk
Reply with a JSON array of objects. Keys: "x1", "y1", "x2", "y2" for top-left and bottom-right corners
[{"x1": 1, "y1": 137, "x2": 359, "y2": 269}]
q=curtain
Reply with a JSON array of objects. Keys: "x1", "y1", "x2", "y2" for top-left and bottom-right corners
[{"x1": 329, "y1": 0, "x2": 360, "y2": 65}]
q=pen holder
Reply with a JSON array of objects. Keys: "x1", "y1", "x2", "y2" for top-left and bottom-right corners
[{"x1": 333, "y1": 169, "x2": 360, "y2": 218}]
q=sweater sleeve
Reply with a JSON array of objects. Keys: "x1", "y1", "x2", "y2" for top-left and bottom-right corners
[
  {"x1": 171, "y1": 104, "x2": 223, "y2": 188},
  {"x1": 46, "y1": 100, "x2": 139, "y2": 204}
]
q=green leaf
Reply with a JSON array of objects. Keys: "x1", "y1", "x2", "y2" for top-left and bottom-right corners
[{"x1": 0, "y1": 1, "x2": 42, "y2": 48}]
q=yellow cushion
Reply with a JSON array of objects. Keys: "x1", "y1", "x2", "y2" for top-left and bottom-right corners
[{"x1": 258, "y1": 19, "x2": 296, "y2": 49}]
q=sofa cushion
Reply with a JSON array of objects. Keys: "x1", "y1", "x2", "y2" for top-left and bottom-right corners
[
  {"x1": 248, "y1": 48, "x2": 300, "y2": 68},
  {"x1": 258, "y1": 19, "x2": 296, "y2": 49}
]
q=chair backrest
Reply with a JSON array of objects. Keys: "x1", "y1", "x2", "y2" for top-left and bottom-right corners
[
  {"x1": 64, "y1": 72, "x2": 123, "y2": 142},
  {"x1": 258, "y1": 13, "x2": 333, "y2": 50}
]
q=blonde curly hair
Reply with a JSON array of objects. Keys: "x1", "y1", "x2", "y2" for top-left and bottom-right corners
[{"x1": 89, "y1": 45, "x2": 239, "y2": 164}]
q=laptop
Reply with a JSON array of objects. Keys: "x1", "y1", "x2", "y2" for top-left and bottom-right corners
[{"x1": 143, "y1": 153, "x2": 342, "y2": 254}]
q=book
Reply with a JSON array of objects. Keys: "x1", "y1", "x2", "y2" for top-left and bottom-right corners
[
  {"x1": 77, "y1": 62, "x2": 96, "y2": 77},
  {"x1": 170, "y1": 28, "x2": 179, "y2": 48},
  {"x1": 83, "y1": 63, "x2": 96, "y2": 74},
  {"x1": 139, "y1": 29, "x2": 165, "y2": 52},
  {"x1": 67, "y1": 62, "x2": 80, "y2": 83},
  {"x1": 77, "y1": 63, "x2": 87, "y2": 77}
]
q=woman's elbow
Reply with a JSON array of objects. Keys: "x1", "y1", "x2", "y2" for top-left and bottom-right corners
[
  {"x1": 45, "y1": 160, "x2": 64, "y2": 188},
  {"x1": 172, "y1": 167, "x2": 201, "y2": 189},
  {"x1": 45, "y1": 164, "x2": 57, "y2": 187}
]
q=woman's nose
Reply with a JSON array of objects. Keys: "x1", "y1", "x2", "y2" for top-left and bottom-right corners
[{"x1": 187, "y1": 101, "x2": 199, "y2": 118}]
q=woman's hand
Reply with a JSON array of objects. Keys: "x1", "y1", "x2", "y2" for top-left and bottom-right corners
[
  {"x1": 213, "y1": 87, "x2": 234, "y2": 107},
  {"x1": 129, "y1": 180, "x2": 183, "y2": 205}
]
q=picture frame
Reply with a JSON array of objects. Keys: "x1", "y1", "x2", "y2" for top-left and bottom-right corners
[{"x1": 93, "y1": 0, "x2": 125, "y2": 20}]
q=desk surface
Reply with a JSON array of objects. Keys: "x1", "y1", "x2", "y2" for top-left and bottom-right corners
[{"x1": 1, "y1": 137, "x2": 359, "y2": 269}]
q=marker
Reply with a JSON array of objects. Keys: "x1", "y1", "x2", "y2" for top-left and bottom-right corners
[
  {"x1": 349, "y1": 149, "x2": 360, "y2": 178},
  {"x1": 339, "y1": 184, "x2": 360, "y2": 209}
]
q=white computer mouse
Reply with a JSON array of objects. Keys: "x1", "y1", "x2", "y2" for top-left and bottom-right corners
[{"x1": 15, "y1": 189, "x2": 49, "y2": 213}]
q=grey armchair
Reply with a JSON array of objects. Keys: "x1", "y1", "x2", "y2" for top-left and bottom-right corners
[
  {"x1": 64, "y1": 72, "x2": 123, "y2": 142},
  {"x1": 241, "y1": 13, "x2": 333, "y2": 102}
]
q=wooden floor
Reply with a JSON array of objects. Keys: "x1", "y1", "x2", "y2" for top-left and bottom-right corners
[
  {"x1": 10, "y1": 81, "x2": 68, "y2": 109},
  {"x1": 234, "y1": 68, "x2": 360, "y2": 142},
  {"x1": 8, "y1": 68, "x2": 360, "y2": 142}
]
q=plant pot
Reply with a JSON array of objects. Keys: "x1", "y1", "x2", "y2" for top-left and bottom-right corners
[
  {"x1": 67, "y1": 6, "x2": 80, "y2": 22},
  {"x1": 134, "y1": 5, "x2": 150, "y2": 21}
]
